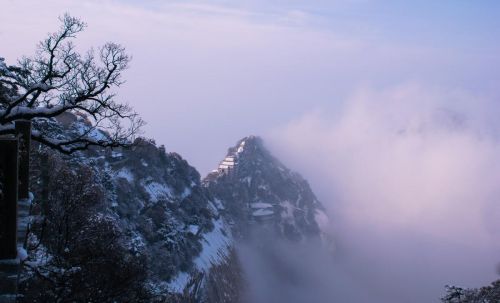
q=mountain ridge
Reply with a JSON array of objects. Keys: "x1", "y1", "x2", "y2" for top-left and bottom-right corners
[{"x1": 19, "y1": 114, "x2": 330, "y2": 302}]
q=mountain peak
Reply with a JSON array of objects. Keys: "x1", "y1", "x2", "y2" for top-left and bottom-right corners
[
  {"x1": 238, "y1": 135, "x2": 261, "y2": 145},
  {"x1": 203, "y1": 135, "x2": 327, "y2": 241},
  {"x1": 207, "y1": 135, "x2": 278, "y2": 178},
  {"x1": 229, "y1": 135, "x2": 264, "y2": 155}
]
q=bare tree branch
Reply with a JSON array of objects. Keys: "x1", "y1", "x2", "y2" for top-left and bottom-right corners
[{"x1": 0, "y1": 14, "x2": 143, "y2": 153}]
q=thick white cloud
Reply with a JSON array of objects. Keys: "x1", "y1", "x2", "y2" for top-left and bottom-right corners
[{"x1": 268, "y1": 84, "x2": 500, "y2": 301}]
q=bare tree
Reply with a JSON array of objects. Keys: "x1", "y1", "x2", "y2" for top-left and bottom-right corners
[{"x1": 0, "y1": 14, "x2": 143, "y2": 153}]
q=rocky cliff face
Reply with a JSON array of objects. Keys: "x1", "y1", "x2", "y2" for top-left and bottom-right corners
[
  {"x1": 95, "y1": 139, "x2": 234, "y2": 300},
  {"x1": 204, "y1": 136, "x2": 328, "y2": 242},
  {"x1": 21, "y1": 115, "x2": 329, "y2": 302},
  {"x1": 22, "y1": 116, "x2": 238, "y2": 302},
  {"x1": 92, "y1": 135, "x2": 329, "y2": 301}
]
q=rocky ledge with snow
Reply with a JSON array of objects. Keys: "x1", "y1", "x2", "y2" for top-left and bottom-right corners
[{"x1": 204, "y1": 135, "x2": 329, "y2": 242}]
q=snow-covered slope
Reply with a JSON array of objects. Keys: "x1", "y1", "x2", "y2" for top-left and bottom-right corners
[
  {"x1": 24, "y1": 115, "x2": 239, "y2": 302},
  {"x1": 24, "y1": 115, "x2": 329, "y2": 302},
  {"x1": 89, "y1": 139, "x2": 237, "y2": 301}
]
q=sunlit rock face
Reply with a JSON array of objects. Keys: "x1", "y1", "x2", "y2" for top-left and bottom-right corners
[{"x1": 204, "y1": 136, "x2": 327, "y2": 242}]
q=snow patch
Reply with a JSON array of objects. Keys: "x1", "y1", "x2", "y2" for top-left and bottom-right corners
[
  {"x1": 167, "y1": 271, "x2": 190, "y2": 293},
  {"x1": 250, "y1": 202, "x2": 273, "y2": 209},
  {"x1": 187, "y1": 225, "x2": 199, "y2": 235},
  {"x1": 242, "y1": 176, "x2": 252, "y2": 186},
  {"x1": 73, "y1": 122, "x2": 108, "y2": 142},
  {"x1": 194, "y1": 218, "x2": 232, "y2": 273},
  {"x1": 181, "y1": 187, "x2": 191, "y2": 199},
  {"x1": 210, "y1": 198, "x2": 225, "y2": 211},
  {"x1": 258, "y1": 184, "x2": 269, "y2": 190},
  {"x1": 129, "y1": 231, "x2": 146, "y2": 253},
  {"x1": 88, "y1": 128, "x2": 108, "y2": 141},
  {"x1": 237, "y1": 140, "x2": 246, "y2": 153},
  {"x1": 218, "y1": 156, "x2": 236, "y2": 172},
  {"x1": 111, "y1": 151, "x2": 123, "y2": 158},
  {"x1": 252, "y1": 208, "x2": 274, "y2": 217},
  {"x1": 314, "y1": 209, "x2": 330, "y2": 233},
  {"x1": 116, "y1": 168, "x2": 134, "y2": 183},
  {"x1": 142, "y1": 179, "x2": 172, "y2": 203},
  {"x1": 17, "y1": 247, "x2": 28, "y2": 261}
]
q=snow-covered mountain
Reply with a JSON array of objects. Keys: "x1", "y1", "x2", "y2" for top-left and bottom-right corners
[
  {"x1": 96, "y1": 138, "x2": 237, "y2": 301},
  {"x1": 20, "y1": 115, "x2": 329, "y2": 302},
  {"x1": 204, "y1": 135, "x2": 328, "y2": 242}
]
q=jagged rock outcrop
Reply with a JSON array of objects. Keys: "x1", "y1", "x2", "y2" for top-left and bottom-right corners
[{"x1": 204, "y1": 136, "x2": 328, "y2": 241}]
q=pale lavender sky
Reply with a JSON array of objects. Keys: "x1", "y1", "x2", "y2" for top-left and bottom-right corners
[
  {"x1": 2, "y1": 0, "x2": 500, "y2": 173},
  {"x1": 2, "y1": 1, "x2": 500, "y2": 301}
]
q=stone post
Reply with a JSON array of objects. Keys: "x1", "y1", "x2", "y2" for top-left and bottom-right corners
[{"x1": 0, "y1": 138, "x2": 19, "y2": 259}]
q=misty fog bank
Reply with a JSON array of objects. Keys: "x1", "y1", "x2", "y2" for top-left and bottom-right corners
[
  {"x1": 237, "y1": 226, "x2": 498, "y2": 303},
  {"x1": 257, "y1": 84, "x2": 500, "y2": 302},
  {"x1": 237, "y1": 232, "x2": 374, "y2": 303}
]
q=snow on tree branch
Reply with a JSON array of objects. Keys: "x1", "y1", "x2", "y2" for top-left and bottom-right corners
[{"x1": 0, "y1": 14, "x2": 144, "y2": 153}]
